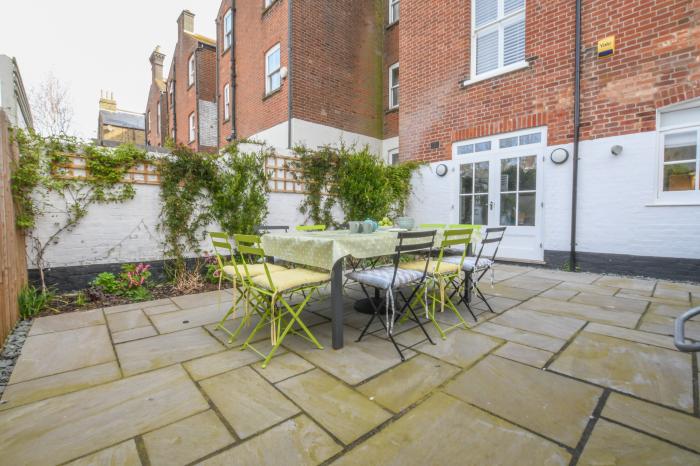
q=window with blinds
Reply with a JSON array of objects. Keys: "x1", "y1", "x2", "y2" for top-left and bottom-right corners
[{"x1": 473, "y1": 0, "x2": 526, "y2": 79}]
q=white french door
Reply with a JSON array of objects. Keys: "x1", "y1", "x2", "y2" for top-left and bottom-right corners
[{"x1": 455, "y1": 130, "x2": 544, "y2": 262}]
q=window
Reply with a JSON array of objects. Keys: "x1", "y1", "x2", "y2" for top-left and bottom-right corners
[
  {"x1": 147, "y1": 110, "x2": 151, "y2": 133},
  {"x1": 657, "y1": 100, "x2": 700, "y2": 201},
  {"x1": 223, "y1": 83, "x2": 230, "y2": 121},
  {"x1": 188, "y1": 112, "x2": 196, "y2": 142},
  {"x1": 388, "y1": 148, "x2": 399, "y2": 165},
  {"x1": 169, "y1": 81, "x2": 174, "y2": 105},
  {"x1": 389, "y1": 63, "x2": 399, "y2": 109},
  {"x1": 265, "y1": 44, "x2": 281, "y2": 94},
  {"x1": 188, "y1": 54, "x2": 195, "y2": 86},
  {"x1": 471, "y1": 0, "x2": 526, "y2": 80},
  {"x1": 223, "y1": 10, "x2": 233, "y2": 50},
  {"x1": 460, "y1": 162, "x2": 490, "y2": 225},
  {"x1": 499, "y1": 155, "x2": 536, "y2": 226},
  {"x1": 389, "y1": 0, "x2": 400, "y2": 23},
  {"x1": 156, "y1": 102, "x2": 161, "y2": 136}
]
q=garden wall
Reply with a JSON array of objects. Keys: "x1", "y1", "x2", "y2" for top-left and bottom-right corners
[{"x1": 0, "y1": 110, "x2": 28, "y2": 346}]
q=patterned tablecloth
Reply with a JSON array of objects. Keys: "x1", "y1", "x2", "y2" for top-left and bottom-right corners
[{"x1": 261, "y1": 229, "x2": 453, "y2": 271}]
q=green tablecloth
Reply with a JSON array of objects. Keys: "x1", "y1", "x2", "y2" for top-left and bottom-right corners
[{"x1": 261, "y1": 229, "x2": 452, "y2": 271}]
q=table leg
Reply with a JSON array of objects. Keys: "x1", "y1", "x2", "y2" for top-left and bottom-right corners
[{"x1": 331, "y1": 258, "x2": 344, "y2": 349}]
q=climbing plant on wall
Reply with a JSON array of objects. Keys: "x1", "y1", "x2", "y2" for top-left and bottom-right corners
[{"x1": 10, "y1": 129, "x2": 147, "y2": 290}]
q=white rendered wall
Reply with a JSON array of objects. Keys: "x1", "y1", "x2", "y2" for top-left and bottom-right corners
[{"x1": 407, "y1": 130, "x2": 700, "y2": 261}]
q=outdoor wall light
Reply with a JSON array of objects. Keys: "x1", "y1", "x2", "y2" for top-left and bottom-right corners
[
  {"x1": 435, "y1": 163, "x2": 448, "y2": 177},
  {"x1": 611, "y1": 145, "x2": 623, "y2": 156},
  {"x1": 280, "y1": 67, "x2": 288, "y2": 79},
  {"x1": 550, "y1": 148, "x2": 569, "y2": 164}
]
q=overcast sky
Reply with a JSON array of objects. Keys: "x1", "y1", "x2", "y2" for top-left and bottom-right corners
[{"x1": 1, "y1": 1, "x2": 219, "y2": 139}]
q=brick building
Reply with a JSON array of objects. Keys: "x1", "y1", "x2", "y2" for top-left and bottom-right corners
[
  {"x1": 401, "y1": 0, "x2": 700, "y2": 278},
  {"x1": 146, "y1": 11, "x2": 218, "y2": 152},
  {"x1": 214, "y1": 0, "x2": 400, "y2": 161}
]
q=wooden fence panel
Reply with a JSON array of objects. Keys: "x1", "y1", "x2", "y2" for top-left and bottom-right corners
[{"x1": 0, "y1": 110, "x2": 27, "y2": 349}]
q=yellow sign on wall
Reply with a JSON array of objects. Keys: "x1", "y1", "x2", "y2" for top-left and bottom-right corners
[{"x1": 597, "y1": 36, "x2": 615, "y2": 57}]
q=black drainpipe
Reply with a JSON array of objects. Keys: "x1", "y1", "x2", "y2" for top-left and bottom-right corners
[
  {"x1": 287, "y1": 0, "x2": 293, "y2": 149},
  {"x1": 215, "y1": 19, "x2": 220, "y2": 148},
  {"x1": 230, "y1": 0, "x2": 237, "y2": 141},
  {"x1": 570, "y1": 0, "x2": 582, "y2": 271}
]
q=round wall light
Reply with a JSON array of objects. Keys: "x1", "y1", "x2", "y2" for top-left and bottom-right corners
[
  {"x1": 550, "y1": 148, "x2": 570, "y2": 165},
  {"x1": 435, "y1": 163, "x2": 448, "y2": 177}
]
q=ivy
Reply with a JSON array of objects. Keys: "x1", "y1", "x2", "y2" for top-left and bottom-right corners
[
  {"x1": 293, "y1": 142, "x2": 421, "y2": 224},
  {"x1": 10, "y1": 129, "x2": 147, "y2": 290}
]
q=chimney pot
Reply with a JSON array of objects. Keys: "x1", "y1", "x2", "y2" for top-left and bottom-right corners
[
  {"x1": 178, "y1": 10, "x2": 195, "y2": 34},
  {"x1": 149, "y1": 46, "x2": 166, "y2": 82}
]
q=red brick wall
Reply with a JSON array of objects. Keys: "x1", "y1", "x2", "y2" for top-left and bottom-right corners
[
  {"x1": 400, "y1": 0, "x2": 700, "y2": 163},
  {"x1": 384, "y1": 19, "x2": 399, "y2": 139},
  {"x1": 217, "y1": 0, "x2": 234, "y2": 147},
  {"x1": 145, "y1": 84, "x2": 166, "y2": 147},
  {"x1": 291, "y1": 0, "x2": 384, "y2": 140},
  {"x1": 231, "y1": 0, "x2": 289, "y2": 141}
]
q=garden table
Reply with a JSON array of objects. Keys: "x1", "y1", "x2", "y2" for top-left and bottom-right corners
[{"x1": 261, "y1": 229, "x2": 448, "y2": 349}]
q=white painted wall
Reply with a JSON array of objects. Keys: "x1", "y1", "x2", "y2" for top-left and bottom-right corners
[{"x1": 407, "y1": 129, "x2": 700, "y2": 261}]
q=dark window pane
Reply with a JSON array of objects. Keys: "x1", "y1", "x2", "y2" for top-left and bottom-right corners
[
  {"x1": 519, "y1": 132, "x2": 541, "y2": 145},
  {"x1": 474, "y1": 195, "x2": 489, "y2": 225},
  {"x1": 518, "y1": 192, "x2": 536, "y2": 226},
  {"x1": 664, "y1": 162, "x2": 696, "y2": 191},
  {"x1": 457, "y1": 144, "x2": 474, "y2": 155},
  {"x1": 460, "y1": 164, "x2": 473, "y2": 194},
  {"x1": 664, "y1": 131, "x2": 697, "y2": 162},
  {"x1": 500, "y1": 158, "x2": 517, "y2": 191},
  {"x1": 460, "y1": 196, "x2": 473, "y2": 224},
  {"x1": 500, "y1": 193, "x2": 516, "y2": 226},
  {"x1": 475, "y1": 161, "x2": 489, "y2": 193},
  {"x1": 500, "y1": 136, "x2": 518, "y2": 148},
  {"x1": 475, "y1": 141, "x2": 492, "y2": 152},
  {"x1": 519, "y1": 155, "x2": 537, "y2": 190}
]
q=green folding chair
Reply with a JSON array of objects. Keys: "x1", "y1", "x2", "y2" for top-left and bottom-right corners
[
  {"x1": 208, "y1": 232, "x2": 286, "y2": 344},
  {"x1": 235, "y1": 234, "x2": 329, "y2": 368},
  {"x1": 400, "y1": 228, "x2": 475, "y2": 339},
  {"x1": 296, "y1": 224, "x2": 327, "y2": 232}
]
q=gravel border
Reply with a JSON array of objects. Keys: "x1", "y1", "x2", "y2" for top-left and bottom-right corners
[{"x1": 0, "y1": 320, "x2": 32, "y2": 400}]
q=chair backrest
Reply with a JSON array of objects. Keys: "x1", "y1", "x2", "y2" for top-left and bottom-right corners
[
  {"x1": 296, "y1": 224, "x2": 326, "y2": 232},
  {"x1": 386, "y1": 230, "x2": 436, "y2": 289},
  {"x1": 255, "y1": 225, "x2": 289, "y2": 234},
  {"x1": 474, "y1": 227, "x2": 506, "y2": 269},
  {"x1": 233, "y1": 234, "x2": 275, "y2": 290},
  {"x1": 436, "y1": 228, "x2": 473, "y2": 273},
  {"x1": 209, "y1": 231, "x2": 236, "y2": 275},
  {"x1": 448, "y1": 224, "x2": 482, "y2": 234}
]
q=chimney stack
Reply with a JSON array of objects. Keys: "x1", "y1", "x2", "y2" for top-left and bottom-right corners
[
  {"x1": 177, "y1": 10, "x2": 195, "y2": 34},
  {"x1": 150, "y1": 46, "x2": 165, "y2": 83},
  {"x1": 99, "y1": 90, "x2": 117, "y2": 111}
]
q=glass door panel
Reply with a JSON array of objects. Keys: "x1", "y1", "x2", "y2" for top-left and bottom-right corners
[
  {"x1": 499, "y1": 155, "x2": 536, "y2": 227},
  {"x1": 459, "y1": 161, "x2": 489, "y2": 225}
]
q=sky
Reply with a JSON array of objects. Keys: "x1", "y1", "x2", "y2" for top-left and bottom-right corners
[{"x1": 0, "y1": 1, "x2": 220, "y2": 139}]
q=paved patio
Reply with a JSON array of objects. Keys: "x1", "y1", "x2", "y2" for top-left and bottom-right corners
[{"x1": 1, "y1": 264, "x2": 699, "y2": 465}]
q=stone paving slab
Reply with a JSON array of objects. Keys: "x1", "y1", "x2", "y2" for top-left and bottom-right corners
[
  {"x1": 0, "y1": 361, "x2": 121, "y2": 410},
  {"x1": 648, "y1": 302, "x2": 700, "y2": 320},
  {"x1": 112, "y1": 325, "x2": 158, "y2": 344},
  {"x1": 0, "y1": 365, "x2": 208, "y2": 465},
  {"x1": 524, "y1": 268, "x2": 600, "y2": 284},
  {"x1": 520, "y1": 297, "x2": 640, "y2": 328},
  {"x1": 602, "y1": 392, "x2": 700, "y2": 453},
  {"x1": 554, "y1": 281, "x2": 619, "y2": 296},
  {"x1": 277, "y1": 369, "x2": 391, "y2": 445},
  {"x1": 116, "y1": 328, "x2": 223, "y2": 376},
  {"x1": 472, "y1": 321, "x2": 567, "y2": 352},
  {"x1": 103, "y1": 298, "x2": 175, "y2": 314},
  {"x1": 200, "y1": 415, "x2": 341, "y2": 466},
  {"x1": 183, "y1": 348, "x2": 267, "y2": 381},
  {"x1": 445, "y1": 355, "x2": 602, "y2": 447},
  {"x1": 253, "y1": 352, "x2": 314, "y2": 383},
  {"x1": 200, "y1": 366, "x2": 300, "y2": 439},
  {"x1": 585, "y1": 322, "x2": 677, "y2": 350},
  {"x1": 594, "y1": 276, "x2": 656, "y2": 294},
  {"x1": 28, "y1": 308, "x2": 105, "y2": 336},
  {"x1": 500, "y1": 274, "x2": 562, "y2": 292},
  {"x1": 482, "y1": 283, "x2": 542, "y2": 300},
  {"x1": 106, "y1": 309, "x2": 151, "y2": 333},
  {"x1": 333, "y1": 392, "x2": 570, "y2": 466},
  {"x1": 578, "y1": 419, "x2": 700, "y2": 465},
  {"x1": 143, "y1": 410, "x2": 234, "y2": 466},
  {"x1": 472, "y1": 295, "x2": 522, "y2": 313},
  {"x1": 413, "y1": 328, "x2": 501, "y2": 368},
  {"x1": 550, "y1": 332, "x2": 694, "y2": 412},
  {"x1": 491, "y1": 307, "x2": 586, "y2": 340},
  {"x1": 356, "y1": 354, "x2": 460, "y2": 413},
  {"x1": 571, "y1": 292, "x2": 649, "y2": 314},
  {"x1": 171, "y1": 290, "x2": 232, "y2": 309},
  {"x1": 494, "y1": 342, "x2": 553, "y2": 368},
  {"x1": 640, "y1": 312, "x2": 700, "y2": 340},
  {"x1": 66, "y1": 439, "x2": 141, "y2": 466},
  {"x1": 10, "y1": 325, "x2": 115, "y2": 384},
  {"x1": 150, "y1": 304, "x2": 224, "y2": 334},
  {"x1": 539, "y1": 288, "x2": 579, "y2": 301},
  {"x1": 143, "y1": 302, "x2": 181, "y2": 316}
]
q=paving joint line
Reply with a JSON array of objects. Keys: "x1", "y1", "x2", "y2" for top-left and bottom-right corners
[
  {"x1": 601, "y1": 416, "x2": 700, "y2": 456},
  {"x1": 568, "y1": 389, "x2": 610, "y2": 465}
]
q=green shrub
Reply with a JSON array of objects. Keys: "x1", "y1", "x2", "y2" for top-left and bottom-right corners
[
  {"x1": 91, "y1": 272, "x2": 123, "y2": 295},
  {"x1": 18, "y1": 285, "x2": 54, "y2": 319}
]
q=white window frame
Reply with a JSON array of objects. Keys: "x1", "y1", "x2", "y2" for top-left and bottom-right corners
[
  {"x1": 389, "y1": 0, "x2": 400, "y2": 24},
  {"x1": 389, "y1": 62, "x2": 399, "y2": 109},
  {"x1": 265, "y1": 43, "x2": 281, "y2": 95},
  {"x1": 654, "y1": 99, "x2": 700, "y2": 205},
  {"x1": 223, "y1": 83, "x2": 230, "y2": 121},
  {"x1": 188, "y1": 54, "x2": 196, "y2": 86},
  {"x1": 223, "y1": 9, "x2": 233, "y2": 50},
  {"x1": 388, "y1": 148, "x2": 399, "y2": 165},
  {"x1": 188, "y1": 112, "x2": 196, "y2": 142},
  {"x1": 464, "y1": 0, "x2": 528, "y2": 86}
]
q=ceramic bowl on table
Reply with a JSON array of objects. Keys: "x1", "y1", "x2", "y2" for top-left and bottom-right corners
[{"x1": 395, "y1": 217, "x2": 415, "y2": 230}]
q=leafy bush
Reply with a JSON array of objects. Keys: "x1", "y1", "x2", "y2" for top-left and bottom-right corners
[
  {"x1": 18, "y1": 285, "x2": 54, "y2": 319},
  {"x1": 91, "y1": 272, "x2": 122, "y2": 295},
  {"x1": 90, "y1": 263, "x2": 152, "y2": 301}
]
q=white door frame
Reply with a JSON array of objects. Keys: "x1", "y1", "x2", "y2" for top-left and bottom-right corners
[{"x1": 452, "y1": 127, "x2": 547, "y2": 262}]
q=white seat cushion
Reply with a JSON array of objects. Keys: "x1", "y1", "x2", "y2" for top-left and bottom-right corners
[
  {"x1": 346, "y1": 266, "x2": 423, "y2": 290},
  {"x1": 442, "y1": 256, "x2": 493, "y2": 272}
]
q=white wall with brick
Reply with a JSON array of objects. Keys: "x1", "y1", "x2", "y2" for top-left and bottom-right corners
[{"x1": 407, "y1": 129, "x2": 700, "y2": 261}]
